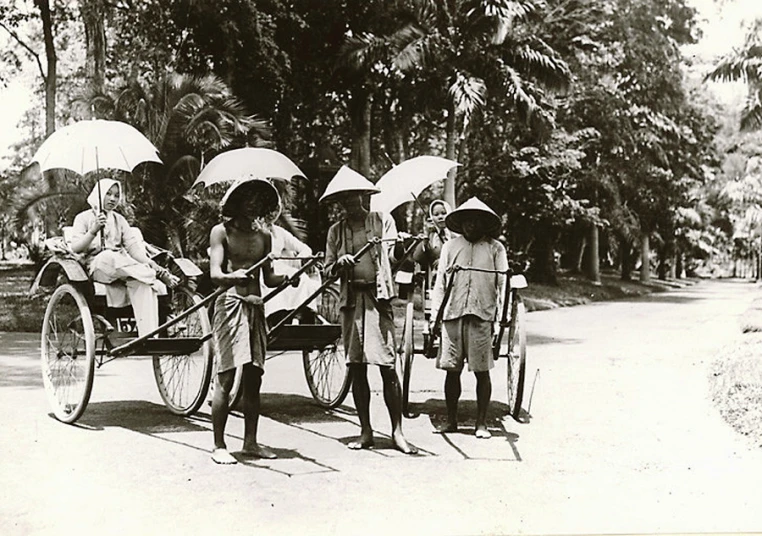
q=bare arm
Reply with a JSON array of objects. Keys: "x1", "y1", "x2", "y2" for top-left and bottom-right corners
[{"x1": 209, "y1": 225, "x2": 249, "y2": 287}]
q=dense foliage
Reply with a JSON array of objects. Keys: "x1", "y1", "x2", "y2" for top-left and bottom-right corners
[{"x1": 0, "y1": 0, "x2": 755, "y2": 283}]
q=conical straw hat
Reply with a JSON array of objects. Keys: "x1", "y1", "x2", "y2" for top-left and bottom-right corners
[
  {"x1": 445, "y1": 197, "x2": 501, "y2": 234},
  {"x1": 318, "y1": 165, "x2": 380, "y2": 203},
  {"x1": 220, "y1": 177, "x2": 282, "y2": 222}
]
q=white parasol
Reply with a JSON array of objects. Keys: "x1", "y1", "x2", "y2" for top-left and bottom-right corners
[
  {"x1": 370, "y1": 155, "x2": 460, "y2": 213},
  {"x1": 192, "y1": 147, "x2": 306, "y2": 188},
  {"x1": 32, "y1": 119, "x2": 162, "y2": 175}
]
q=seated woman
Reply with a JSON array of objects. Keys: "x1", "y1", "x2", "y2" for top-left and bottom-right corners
[
  {"x1": 69, "y1": 178, "x2": 178, "y2": 337},
  {"x1": 262, "y1": 211, "x2": 321, "y2": 326}
]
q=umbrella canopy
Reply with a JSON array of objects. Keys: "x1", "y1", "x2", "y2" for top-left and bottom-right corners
[
  {"x1": 32, "y1": 119, "x2": 162, "y2": 175},
  {"x1": 192, "y1": 147, "x2": 306, "y2": 188},
  {"x1": 370, "y1": 155, "x2": 460, "y2": 213}
]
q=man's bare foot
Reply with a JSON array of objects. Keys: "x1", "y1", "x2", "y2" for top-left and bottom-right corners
[
  {"x1": 392, "y1": 431, "x2": 418, "y2": 454},
  {"x1": 240, "y1": 444, "x2": 277, "y2": 459},
  {"x1": 211, "y1": 448, "x2": 238, "y2": 464},
  {"x1": 348, "y1": 433, "x2": 374, "y2": 450},
  {"x1": 433, "y1": 422, "x2": 458, "y2": 434},
  {"x1": 475, "y1": 426, "x2": 492, "y2": 439}
]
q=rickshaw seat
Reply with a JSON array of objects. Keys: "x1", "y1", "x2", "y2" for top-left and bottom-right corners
[{"x1": 60, "y1": 226, "x2": 168, "y2": 307}]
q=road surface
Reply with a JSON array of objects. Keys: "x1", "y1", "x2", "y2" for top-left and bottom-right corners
[{"x1": 1, "y1": 279, "x2": 761, "y2": 535}]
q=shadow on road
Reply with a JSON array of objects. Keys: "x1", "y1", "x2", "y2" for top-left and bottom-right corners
[
  {"x1": 260, "y1": 393, "x2": 354, "y2": 424},
  {"x1": 75, "y1": 400, "x2": 209, "y2": 435},
  {"x1": 620, "y1": 292, "x2": 703, "y2": 305},
  {"x1": 527, "y1": 333, "x2": 584, "y2": 346},
  {"x1": 260, "y1": 393, "x2": 436, "y2": 457},
  {"x1": 406, "y1": 398, "x2": 524, "y2": 461}
]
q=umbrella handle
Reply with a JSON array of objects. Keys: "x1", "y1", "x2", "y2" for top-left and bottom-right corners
[{"x1": 96, "y1": 178, "x2": 105, "y2": 250}]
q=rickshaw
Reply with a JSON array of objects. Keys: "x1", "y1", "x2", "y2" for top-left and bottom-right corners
[
  {"x1": 398, "y1": 258, "x2": 529, "y2": 421},
  {"x1": 32, "y1": 233, "x2": 382, "y2": 424}
]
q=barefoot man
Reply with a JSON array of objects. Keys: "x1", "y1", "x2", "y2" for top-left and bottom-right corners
[
  {"x1": 209, "y1": 178, "x2": 290, "y2": 464},
  {"x1": 321, "y1": 166, "x2": 417, "y2": 454},
  {"x1": 430, "y1": 197, "x2": 508, "y2": 438}
]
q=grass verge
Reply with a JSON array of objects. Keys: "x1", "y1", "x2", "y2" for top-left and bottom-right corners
[
  {"x1": 709, "y1": 333, "x2": 762, "y2": 449},
  {"x1": 0, "y1": 263, "x2": 45, "y2": 332}
]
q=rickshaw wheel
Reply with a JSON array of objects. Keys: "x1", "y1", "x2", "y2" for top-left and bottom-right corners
[
  {"x1": 303, "y1": 343, "x2": 350, "y2": 408},
  {"x1": 153, "y1": 287, "x2": 213, "y2": 416},
  {"x1": 401, "y1": 300, "x2": 415, "y2": 417},
  {"x1": 41, "y1": 283, "x2": 95, "y2": 424},
  {"x1": 302, "y1": 285, "x2": 350, "y2": 408},
  {"x1": 506, "y1": 292, "x2": 527, "y2": 421}
]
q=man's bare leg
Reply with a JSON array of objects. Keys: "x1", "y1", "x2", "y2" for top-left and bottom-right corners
[
  {"x1": 348, "y1": 364, "x2": 374, "y2": 449},
  {"x1": 240, "y1": 364, "x2": 276, "y2": 459},
  {"x1": 475, "y1": 371, "x2": 492, "y2": 438},
  {"x1": 211, "y1": 370, "x2": 238, "y2": 464},
  {"x1": 380, "y1": 366, "x2": 417, "y2": 454},
  {"x1": 435, "y1": 371, "x2": 461, "y2": 433}
]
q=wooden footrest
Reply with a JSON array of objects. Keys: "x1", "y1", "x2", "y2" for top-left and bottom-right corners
[{"x1": 268, "y1": 324, "x2": 342, "y2": 352}]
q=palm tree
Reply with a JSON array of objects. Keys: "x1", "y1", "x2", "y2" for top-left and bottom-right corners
[
  {"x1": 390, "y1": 0, "x2": 572, "y2": 206},
  {"x1": 706, "y1": 19, "x2": 762, "y2": 131},
  {"x1": 337, "y1": 1, "x2": 570, "y2": 206}
]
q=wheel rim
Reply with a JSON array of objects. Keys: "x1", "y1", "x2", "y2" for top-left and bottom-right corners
[
  {"x1": 303, "y1": 341, "x2": 349, "y2": 407},
  {"x1": 153, "y1": 288, "x2": 213, "y2": 415},
  {"x1": 506, "y1": 295, "x2": 527, "y2": 420},
  {"x1": 319, "y1": 285, "x2": 341, "y2": 323},
  {"x1": 41, "y1": 284, "x2": 95, "y2": 423}
]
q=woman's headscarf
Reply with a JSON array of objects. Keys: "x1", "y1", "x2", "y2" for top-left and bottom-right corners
[
  {"x1": 429, "y1": 199, "x2": 453, "y2": 240},
  {"x1": 87, "y1": 178, "x2": 122, "y2": 212},
  {"x1": 428, "y1": 199, "x2": 452, "y2": 220}
]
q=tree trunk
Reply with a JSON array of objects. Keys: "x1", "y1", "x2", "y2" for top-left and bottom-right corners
[
  {"x1": 529, "y1": 229, "x2": 558, "y2": 285},
  {"x1": 575, "y1": 233, "x2": 587, "y2": 273},
  {"x1": 350, "y1": 86, "x2": 372, "y2": 177},
  {"x1": 444, "y1": 101, "x2": 457, "y2": 208},
  {"x1": 640, "y1": 234, "x2": 650, "y2": 283},
  {"x1": 620, "y1": 239, "x2": 633, "y2": 281},
  {"x1": 36, "y1": 0, "x2": 57, "y2": 137},
  {"x1": 81, "y1": 0, "x2": 107, "y2": 95},
  {"x1": 585, "y1": 224, "x2": 601, "y2": 284}
]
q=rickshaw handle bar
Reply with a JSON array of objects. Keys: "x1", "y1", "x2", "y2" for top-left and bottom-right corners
[
  {"x1": 109, "y1": 253, "x2": 275, "y2": 357},
  {"x1": 268, "y1": 238, "x2": 379, "y2": 335},
  {"x1": 393, "y1": 234, "x2": 425, "y2": 272},
  {"x1": 261, "y1": 254, "x2": 323, "y2": 305}
]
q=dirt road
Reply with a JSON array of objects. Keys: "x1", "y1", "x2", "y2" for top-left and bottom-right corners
[{"x1": 1, "y1": 279, "x2": 761, "y2": 535}]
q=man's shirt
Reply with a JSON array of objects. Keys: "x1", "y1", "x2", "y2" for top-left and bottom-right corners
[{"x1": 431, "y1": 235, "x2": 508, "y2": 322}]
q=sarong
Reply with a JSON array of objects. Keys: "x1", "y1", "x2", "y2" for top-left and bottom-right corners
[
  {"x1": 437, "y1": 314, "x2": 494, "y2": 373},
  {"x1": 213, "y1": 289, "x2": 267, "y2": 374},
  {"x1": 341, "y1": 288, "x2": 396, "y2": 367}
]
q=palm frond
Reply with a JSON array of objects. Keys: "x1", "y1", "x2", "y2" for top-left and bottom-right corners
[
  {"x1": 740, "y1": 90, "x2": 762, "y2": 131},
  {"x1": 337, "y1": 32, "x2": 389, "y2": 72},
  {"x1": 508, "y1": 40, "x2": 572, "y2": 91},
  {"x1": 448, "y1": 73, "x2": 487, "y2": 120}
]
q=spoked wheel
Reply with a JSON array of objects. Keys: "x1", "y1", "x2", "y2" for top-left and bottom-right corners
[
  {"x1": 401, "y1": 300, "x2": 415, "y2": 417},
  {"x1": 153, "y1": 287, "x2": 213, "y2": 416},
  {"x1": 506, "y1": 292, "x2": 527, "y2": 421},
  {"x1": 303, "y1": 285, "x2": 350, "y2": 408},
  {"x1": 41, "y1": 284, "x2": 96, "y2": 424}
]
